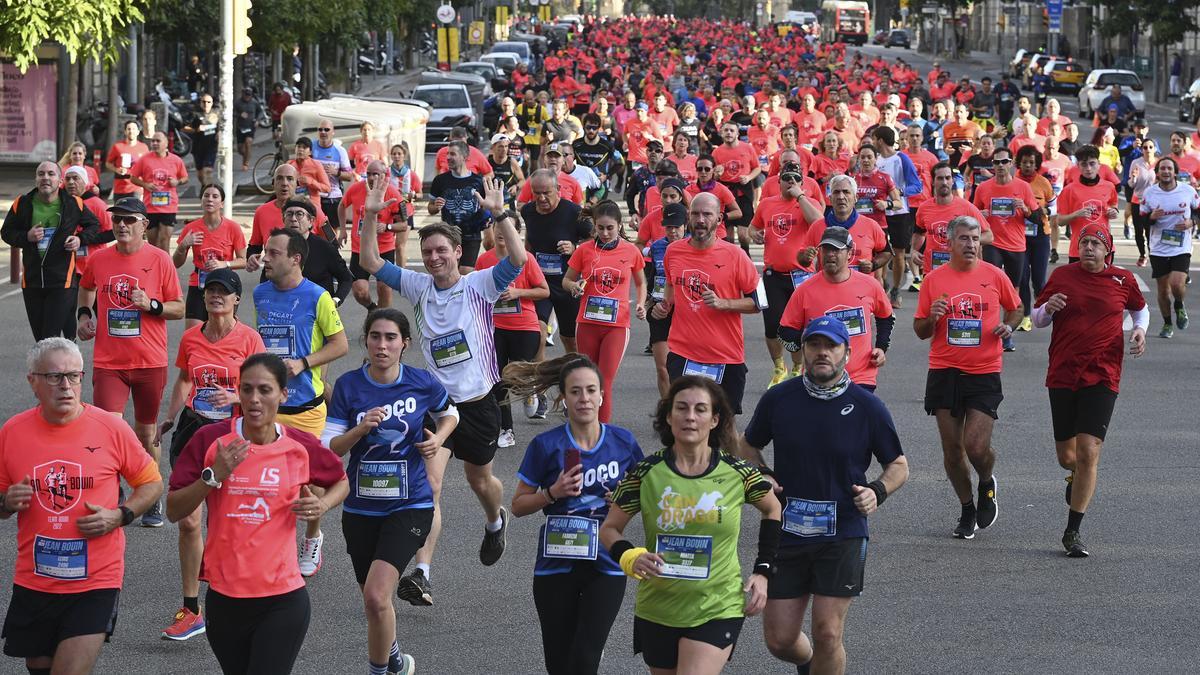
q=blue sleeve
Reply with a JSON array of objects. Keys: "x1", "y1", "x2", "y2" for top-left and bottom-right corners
[
  {"x1": 375, "y1": 260, "x2": 403, "y2": 290},
  {"x1": 516, "y1": 435, "x2": 546, "y2": 488},
  {"x1": 900, "y1": 153, "x2": 924, "y2": 197},
  {"x1": 742, "y1": 390, "x2": 775, "y2": 451},
  {"x1": 491, "y1": 257, "x2": 522, "y2": 291},
  {"x1": 327, "y1": 373, "x2": 353, "y2": 428}
]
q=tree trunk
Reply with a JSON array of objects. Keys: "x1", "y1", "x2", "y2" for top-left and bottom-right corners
[
  {"x1": 62, "y1": 56, "x2": 80, "y2": 155},
  {"x1": 106, "y1": 64, "x2": 121, "y2": 151}
]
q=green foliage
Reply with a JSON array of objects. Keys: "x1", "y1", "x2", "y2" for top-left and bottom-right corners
[
  {"x1": 144, "y1": 0, "x2": 219, "y2": 47},
  {"x1": 1096, "y1": 0, "x2": 1200, "y2": 46},
  {"x1": 0, "y1": 0, "x2": 147, "y2": 70}
]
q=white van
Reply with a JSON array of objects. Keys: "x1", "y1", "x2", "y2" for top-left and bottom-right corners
[{"x1": 281, "y1": 97, "x2": 430, "y2": 168}]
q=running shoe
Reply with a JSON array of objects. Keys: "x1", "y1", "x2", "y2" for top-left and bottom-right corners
[
  {"x1": 1049, "y1": 250, "x2": 1059, "y2": 264},
  {"x1": 1176, "y1": 307, "x2": 1189, "y2": 330},
  {"x1": 790, "y1": 364, "x2": 803, "y2": 379},
  {"x1": 1123, "y1": 224, "x2": 1132, "y2": 240},
  {"x1": 1159, "y1": 324, "x2": 1174, "y2": 339},
  {"x1": 299, "y1": 532, "x2": 323, "y2": 577},
  {"x1": 545, "y1": 321, "x2": 557, "y2": 347},
  {"x1": 1017, "y1": 316, "x2": 1033, "y2": 332},
  {"x1": 1065, "y1": 473, "x2": 1074, "y2": 506},
  {"x1": 161, "y1": 608, "x2": 206, "y2": 641},
  {"x1": 531, "y1": 395, "x2": 548, "y2": 420},
  {"x1": 389, "y1": 653, "x2": 416, "y2": 675},
  {"x1": 953, "y1": 512, "x2": 978, "y2": 539},
  {"x1": 889, "y1": 288, "x2": 902, "y2": 308},
  {"x1": 901, "y1": 271, "x2": 915, "y2": 290},
  {"x1": 976, "y1": 477, "x2": 998, "y2": 529},
  {"x1": 1002, "y1": 336, "x2": 1016, "y2": 352},
  {"x1": 497, "y1": 429, "x2": 516, "y2": 449},
  {"x1": 907, "y1": 276, "x2": 922, "y2": 293},
  {"x1": 1062, "y1": 530, "x2": 1090, "y2": 558},
  {"x1": 397, "y1": 569, "x2": 434, "y2": 606},
  {"x1": 479, "y1": 507, "x2": 508, "y2": 566},
  {"x1": 522, "y1": 395, "x2": 538, "y2": 419},
  {"x1": 643, "y1": 342, "x2": 652, "y2": 355},
  {"x1": 768, "y1": 365, "x2": 788, "y2": 388},
  {"x1": 140, "y1": 499, "x2": 164, "y2": 528},
  {"x1": 1137, "y1": 255, "x2": 1147, "y2": 267}
]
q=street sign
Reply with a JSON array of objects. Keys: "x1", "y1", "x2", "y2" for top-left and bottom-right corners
[
  {"x1": 468, "y1": 21, "x2": 485, "y2": 45},
  {"x1": 436, "y1": 3, "x2": 456, "y2": 24},
  {"x1": 1046, "y1": 0, "x2": 1063, "y2": 33}
]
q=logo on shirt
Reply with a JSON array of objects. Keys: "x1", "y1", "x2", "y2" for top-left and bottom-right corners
[
  {"x1": 34, "y1": 460, "x2": 89, "y2": 513},
  {"x1": 930, "y1": 220, "x2": 950, "y2": 248},
  {"x1": 769, "y1": 213, "x2": 795, "y2": 239},
  {"x1": 950, "y1": 292, "x2": 983, "y2": 319},
  {"x1": 231, "y1": 497, "x2": 271, "y2": 524},
  {"x1": 592, "y1": 266, "x2": 621, "y2": 295},
  {"x1": 679, "y1": 268, "x2": 712, "y2": 304},
  {"x1": 106, "y1": 274, "x2": 137, "y2": 309},
  {"x1": 840, "y1": 404, "x2": 855, "y2": 415},
  {"x1": 1083, "y1": 199, "x2": 1106, "y2": 221},
  {"x1": 194, "y1": 364, "x2": 232, "y2": 389},
  {"x1": 656, "y1": 486, "x2": 724, "y2": 531},
  {"x1": 1113, "y1": 276, "x2": 1125, "y2": 286}
]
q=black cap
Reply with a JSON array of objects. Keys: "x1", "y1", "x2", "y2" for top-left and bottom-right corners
[
  {"x1": 659, "y1": 177, "x2": 687, "y2": 195},
  {"x1": 662, "y1": 202, "x2": 688, "y2": 227},
  {"x1": 283, "y1": 198, "x2": 317, "y2": 218},
  {"x1": 646, "y1": 139, "x2": 664, "y2": 151},
  {"x1": 203, "y1": 268, "x2": 242, "y2": 296},
  {"x1": 819, "y1": 226, "x2": 853, "y2": 249},
  {"x1": 108, "y1": 197, "x2": 147, "y2": 217}
]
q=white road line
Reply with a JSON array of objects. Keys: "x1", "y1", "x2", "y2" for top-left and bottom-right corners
[{"x1": 1, "y1": 287, "x2": 23, "y2": 299}]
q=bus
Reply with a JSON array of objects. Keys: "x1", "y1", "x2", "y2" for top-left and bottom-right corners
[{"x1": 819, "y1": 0, "x2": 870, "y2": 45}]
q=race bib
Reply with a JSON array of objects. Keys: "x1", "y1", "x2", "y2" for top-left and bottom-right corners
[
  {"x1": 431, "y1": 330, "x2": 472, "y2": 368},
  {"x1": 855, "y1": 197, "x2": 875, "y2": 214},
  {"x1": 654, "y1": 534, "x2": 713, "y2": 580},
  {"x1": 682, "y1": 359, "x2": 725, "y2": 383},
  {"x1": 259, "y1": 325, "x2": 296, "y2": 357},
  {"x1": 34, "y1": 535, "x2": 87, "y2": 580},
  {"x1": 1025, "y1": 219, "x2": 1038, "y2": 237},
  {"x1": 1161, "y1": 228, "x2": 1186, "y2": 247},
  {"x1": 107, "y1": 308, "x2": 141, "y2": 337},
  {"x1": 536, "y1": 252, "x2": 564, "y2": 275},
  {"x1": 493, "y1": 297, "x2": 521, "y2": 314},
  {"x1": 583, "y1": 296, "x2": 619, "y2": 323},
  {"x1": 826, "y1": 306, "x2": 866, "y2": 336},
  {"x1": 200, "y1": 123, "x2": 216, "y2": 136},
  {"x1": 193, "y1": 387, "x2": 233, "y2": 420},
  {"x1": 782, "y1": 498, "x2": 837, "y2": 537},
  {"x1": 651, "y1": 275, "x2": 666, "y2": 301},
  {"x1": 947, "y1": 318, "x2": 982, "y2": 347},
  {"x1": 790, "y1": 270, "x2": 812, "y2": 288},
  {"x1": 990, "y1": 198, "x2": 1015, "y2": 218},
  {"x1": 151, "y1": 191, "x2": 171, "y2": 207},
  {"x1": 932, "y1": 250, "x2": 951, "y2": 268},
  {"x1": 120, "y1": 153, "x2": 132, "y2": 169},
  {"x1": 76, "y1": 245, "x2": 88, "y2": 258},
  {"x1": 543, "y1": 515, "x2": 599, "y2": 560},
  {"x1": 356, "y1": 460, "x2": 409, "y2": 500},
  {"x1": 37, "y1": 226, "x2": 55, "y2": 255},
  {"x1": 295, "y1": 185, "x2": 309, "y2": 196}
]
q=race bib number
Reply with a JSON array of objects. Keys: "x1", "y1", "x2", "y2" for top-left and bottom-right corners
[
  {"x1": 120, "y1": 153, "x2": 132, "y2": 169},
  {"x1": 356, "y1": 460, "x2": 409, "y2": 500},
  {"x1": 826, "y1": 307, "x2": 866, "y2": 336},
  {"x1": 37, "y1": 226, "x2": 55, "y2": 255},
  {"x1": 855, "y1": 197, "x2": 875, "y2": 214},
  {"x1": 543, "y1": 515, "x2": 599, "y2": 560},
  {"x1": 259, "y1": 325, "x2": 296, "y2": 357},
  {"x1": 583, "y1": 296, "x2": 619, "y2": 323},
  {"x1": 782, "y1": 498, "x2": 837, "y2": 537},
  {"x1": 431, "y1": 330, "x2": 472, "y2": 368},
  {"x1": 1025, "y1": 219, "x2": 1038, "y2": 237},
  {"x1": 493, "y1": 296, "x2": 521, "y2": 314},
  {"x1": 790, "y1": 270, "x2": 812, "y2": 288},
  {"x1": 107, "y1": 308, "x2": 141, "y2": 337},
  {"x1": 536, "y1": 252, "x2": 564, "y2": 275},
  {"x1": 193, "y1": 387, "x2": 233, "y2": 420},
  {"x1": 1161, "y1": 228, "x2": 1186, "y2": 247},
  {"x1": 990, "y1": 198, "x2": 1015, "y2": 218},
  {"x1": 654, "y1": 534, "x2": 713, "y2": 580},
  {"x1": 682, "y1": 359, "x2": 725, "y2": 384},
  {"x1": 932, "y1": 250, "x2": 951, "y2": 268},
  {"x1": 200, "y1": 123, "x2": 216, "y2": 136},
  {"x1": 34, "y1": 536, "x2": 87, "y2": 580},
  {"x1": 151, "y1": 191, "x2": 171, "y2": 207},
  {"x1": 947, "y1": 318, "x2": 982, "y2": 347}
]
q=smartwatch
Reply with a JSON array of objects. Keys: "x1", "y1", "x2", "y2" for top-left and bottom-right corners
[
  {"x1": 148, "y1": 299, "x2": 164, "y2": 315},
  {"x1": 201, "y1": 467, "x2": 222, "y2": 489},
  {"x1": 119, "y1": 506, "x2": 136, "y2": 527}
]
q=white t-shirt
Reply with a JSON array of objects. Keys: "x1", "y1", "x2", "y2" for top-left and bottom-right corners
[
  {"x1": 876, "y1": 152, "x2": 911, "y2": 215},
  {"x1": 567, "y1": 164, "x2": 603, "y2": 191},
  {"x1": 1140, "y1": 183, "x2": 1200, "y2": 258}
]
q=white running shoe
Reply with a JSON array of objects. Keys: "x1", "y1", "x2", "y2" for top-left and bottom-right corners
[
  {"x1": 497, "y1": 429, "x2": 516, "y2": 448},
  {"x1": 299, "y1": 532, "x2": 324, "y2": 577}
]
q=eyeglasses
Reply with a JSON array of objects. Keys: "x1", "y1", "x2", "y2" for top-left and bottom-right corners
[
  {"x1": 366, "y1": 171, "x2": 385, "y2": 176},
  {"x1": 34, "y1": 371, "x2": 84, "y2": 385},
  {"x1": 283, "y1": 210, "x2": 311, "y2": 220},
  {"x1": 318, "y1": 127, "x2": 333, "y2": 132},
  {"x1": 112, "y1": 215, "x2": 143, "y2": 225}
]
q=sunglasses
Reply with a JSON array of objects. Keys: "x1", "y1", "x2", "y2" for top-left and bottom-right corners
[
  {"x1": 585, "y1": 126, "x2": 599, "y2": 130},
  {"x1": 697, "y1": 166, "x2": 714, "y2": 172},
  {"x1": 318, "y1": 127, "x2": 333, "y2": 132},
  {"x1": 994, "y1": 158, "x2": 1013, "y2": 165},
  {"x1": 112, "y1": 215, "x2": 143, "y2": 224}
]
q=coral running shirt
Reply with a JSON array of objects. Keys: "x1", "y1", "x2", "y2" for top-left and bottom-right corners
[
  {"x1": 568, "y1": 239, "x2": 645, "y2": 329},
  {"x1": 80, "y1": 243, "x2": 182, "y2": 370},
  {"x1": 0, "y1": 405, "x2": 158, "y2": 593},
  {"x1": 915, "y1": 262, "x2": 1021, "y2": 374},
  {"x1": 177, "y1": 218, "x2": 247, "y2": 287},
  {"x1": 779, "y1": 271, "x2": 893, "y2": 386},
  {"x1": 106, "y1": 141, "x2": 149, "y2": 194},
  {"x1": 713, "y1": 143, "x2": 759, "y2": 184},
  {"x1": 341, "y1": 180, "x2": 399, "y2": 254},
  {"x1": 914, "y1": 198, "x2": 990, "y2": 272},
  {"x1": 348, "y1": 140, "x2": 388, "y2": 176},
  {"x1": 476, "y1": 249, "x2": 545, "y2": 333},
  {"x1": 972, "y1": 179, "x2": 1039, "y2": 253},
  {"x1": 663, "y1": 239, "x2": 760, "y2": 364},
  {"x1": 1057, "y1": 179, "x2": 1118, "y2": 257},
  {"x1": 175, "y1": 322, "x2": 267, "y2": 420},
  {"x1": 131, "y1": 152, "x2": 188, "y2": 214},
  {"x1": 751, "y1": 196, "x2": 814, "y2": 272},
  {"x1": 803, "y1": 214, "x2": 889, "y2": 269}
]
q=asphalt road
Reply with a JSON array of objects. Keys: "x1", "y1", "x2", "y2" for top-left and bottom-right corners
[{"x1": 1, "y1": 49, "x2": 1198, "y2": 675}]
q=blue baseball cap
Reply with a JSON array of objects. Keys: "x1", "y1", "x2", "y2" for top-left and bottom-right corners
[{"x1": 802, "y1": 316, "x2": 850, "y2": 346}]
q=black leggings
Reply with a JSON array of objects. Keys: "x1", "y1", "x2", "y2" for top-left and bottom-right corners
[
  {"x1": 205, "y1": 587, "x2": 310, "y2": 675},
  {"x1": 1133, "y1": 207, "x2": 1152, "y2": 257},
  {"x1": 23, "y1": 285, "x2": 78, "y2": 342},
  {"x1": 492, "y1": 328, "x2": 541, "y2": 428},
  {"x1": 532, "y1": 565, "x2": 627, "y2": 675}
]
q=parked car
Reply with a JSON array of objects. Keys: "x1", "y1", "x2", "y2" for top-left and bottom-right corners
[
  {"x1": 488, "y1": 41, "x2": 531, "y2": 67},
  {"x1": 872, "y1": 30, "x2": 889, "y2": 45},
  {"x1": 1023, "y1": 53, "x2": 1051, "y2": 89},
  {"x1": 411, "y1": 83, "x2": 478, "y2": 146},
  {"x1": 1077, "y1": 69, "x2": 1145, "y2": 119},
  {"x1": 886, "y1": 29, "x2": 911, "y2": 48},
  {"x1": 480, "y1": 52, "x2": 521, "y2": 77},
  {"x1": 1010, "y1": 49, "x2": 1031, "y2": 80},
  {"x1": 1179, "y1": 77, "x2": 1200, "y2": 123},
  {"x1": 454, "y1": 61, "x2": 507, "y2": 95},
  {"x1": 1044, "y1": 59, "x2": 1087, "y2": 93}
]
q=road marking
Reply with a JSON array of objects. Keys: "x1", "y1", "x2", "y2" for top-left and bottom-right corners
[{"x1": 1, "y1": 287, "x2": 23, "y2": 299}]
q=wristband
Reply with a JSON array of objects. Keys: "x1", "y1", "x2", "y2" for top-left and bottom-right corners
[
  {"x1": 753, "y1": 562, "x2": 775, "y2": 579},
  {"x1": 619, "y1": 546, "x2": 649, "y2": 580},
  {"x1": 755, "y1": 518, "x2": 781, "y2": 571},
  {"x1": 77, "y1": 307, "x2": 93, "y2": 321},
  {"x1": 867, "y1": 479, "x2": 888, "y2": 506},
  {"x1": 541, "y1": 486, "x2": 556, "y2": 504},
  {"x1": 301, "y1": 356, "x2": 312, "y2": 371},
  {"x1": 609, "y1": 539, "x2": 634, "y2": 560},
  {"x1": 148, "y1": 299, "x2": 164, "y2": 316},
  {"x1": 119, "y1": 506, "x2": 135, "y2": 527}
]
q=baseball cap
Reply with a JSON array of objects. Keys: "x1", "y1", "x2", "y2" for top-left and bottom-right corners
[
  {"x1": 635, "y1": 101, "x2": 649, "y2": 111},
  {"x1": 658, "y1": 176, "x2": 687, "y2": 195},
  {"x1": 662, "y1": 202, "x2": 688, "y2": 227},
  {"x1": 544, "y1": 142, "x2": 564, "y2": 156},
  {"x1": 108, "y1": 196, "x2": 147, "y2": 217},
  {"x1": 490, "y1": 133, "x2": 510, "y2": 145},
  {"x1": 646, "y1": 139, "x2": 664, "y2": 151},
  {"x1": 887, "y1": 94, "x2": 902, "y2": 108},
  {"x1": 802, "y1": 316, "x2": 850, "y2": 346},
  {"x1": 203, "y1": 268, "x2": 243, "y2": 296},
  {"x1": 818, "y1": 226, "x2": 853, "y2": 249}
]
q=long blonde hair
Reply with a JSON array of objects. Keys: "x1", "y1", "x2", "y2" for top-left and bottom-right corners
[
  {"x1": 58, "y1": 141, "x2": 88, "y2": 168},
  {"x1": 502, "y1": 354, "x2": 602, "y2": 410}
]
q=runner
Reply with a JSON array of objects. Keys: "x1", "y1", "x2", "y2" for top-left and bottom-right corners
[
  {"x1": 429, "y1": 141, "x2": 491, "y2": 273},
  {"x1": 911, "y1": 162, "x2": 991, "y2": 276},
  {"x1": 914, "y1": 215, "x2": 1022, "y2": 540},
  {"x1": 358, "y1": 176, "x2": 525, "y2": 598},
  {"x1": 388, "y1": 142, "x2": 421, "y2": 265},
  {"x1": 61, "y1": 165, "x2": 114, "y2": 339},
  {"x1": 324, "y1": 309, "x2": 459, "y2": 675},
  {"x1": 488, "y1": 134, "x2": 526, "y2": 209},
  {"x1": 1032, "y1": 225, "x2": 1147, "y2": 557},
  {"x1": 130, "y1": 131, "x2": 189, "y2": 252},
  {"x1": 779, "y1": 227, "x2": 895, "y2": 391},
  {"x1": 1014, "y1": 145, "x2": 1056, "y2": 333},
  {"x1": 0, "y1": 338, "x2": 163, "y2": 675},
  {"x1": 644, "y1": 203, "x2": 688, "y2": 398},
  {"x1": 157, "y1": 268, "x2": 264, "y2": 640},
  {"x1": 1139, "y1": 156, "x2": 1200, "y2": 338},
  {"x1": 563, "y1": 200, "x2": 646, "y2": 423},
  {"x1": 1055, "y1": 145, "x2": 1119, "y2": 263},
  {"x1": 653, "y1": 192, "x2": 764, "y2": 415},
  {"x1": 348, "y1": 121, "x2": 388, "y2": 179},
  {"x1": 77, "y1": 197, "x2": 183, "y2": 527},
  {"x1": 340, "y1": 160, "x2": 404, "y2": 311},
  {"x1": 871, "y1": 126, "x2": 925, "y2": 307},
  {"x1": 686, "y1": 156, "x2": 742, "y2": 237},
  {"x1": 739, "y1": 316, "x2": 908, "y2": 675},
  {"x1": 248, "y1": 197, "x2": 352, "y2": 306},
  {"x1": 506, "y1": 354, "x2": 645, "y2": 675},
  {"x1": 798, "y1": 174, "x2": 892, "y2": 278},
  {"x1": 288, "y1": 137, "x2": 332, "y2": 218},
  {"x1": 713, "y1": 121, "x2": 761, "y2": 252},
  {"x1": 600, "y1": 376, "x2": 781, "y2": 673},
  {"x1": 312, "y1": 118, "x2": 354, "y2": 228},
  {"x1": 164, "y1": 354, "x2": 348, "y2": 675},
  {"x1": 173, "y1": 185, "x2": 247, "y2": 329},
  {"x1": 105, "y1": 119, "x2": 149, "y2": 201},
  {"x1": 522, "y1": 169, "x2": 592, "y2": 357},
  {"x1": 253, "y1": 227, "x2": 350, "y2": 575}
]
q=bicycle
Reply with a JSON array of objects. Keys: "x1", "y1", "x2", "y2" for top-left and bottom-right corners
[{"x1": 254, "y1": 139, "x2": 287, "y2": 194}]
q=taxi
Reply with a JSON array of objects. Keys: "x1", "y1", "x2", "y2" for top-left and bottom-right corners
[{"x1": 1044, "y1": 59, "x2": 1087, "y2": 92}]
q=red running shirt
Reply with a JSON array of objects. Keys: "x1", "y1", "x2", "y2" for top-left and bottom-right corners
[
  {"x1": 341, "y1": 180, "x2": 399, "y2": 254},
  {"x1": 80, "y1": 244, "x2": 183, "y2": 370},
  {"x1": 972, "y1": 179, "x2": 1039, "y2": 253},
  {"x1": 176, "y1": 218, "x2": 248, "y2": 287},
  {"x1": 915, "y1": 262, "x2": 1021, "y2": 374},
  {"x1": 477, "y1": 249, "x2": 546, "y2": 333},
  {"x1": 568, "y1": 239, "x2": 645, "y2": 329},
  {"x1": 779, "y1": 271, "x2": 893, "y2": 386},
  {"x1": 751, "y1": 196, "x2": 814, "y2": 272},
  {"x1": 713, "y1": 142, "x2": 760, "y2": 183},
  {"x1": 1057, "y1": 180, "x2": 1118, "y2": 257},
  {"x1": 663, "y1": 239, "x2": 760, "y2": 364},
  {"x1": 914, "y1": 198, "x2": 990, "y2": 272}
]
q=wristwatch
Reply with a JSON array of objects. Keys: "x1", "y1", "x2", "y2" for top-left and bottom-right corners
[
  {"x1": 148, "y1": 298, "x2": 164, "y2": 315},
  {"x1": 201, "y1": 467, "x2": 222, "y2": 489},
  {"x1": 119, "y1": 506, "x2": 136, "y2": 526}
]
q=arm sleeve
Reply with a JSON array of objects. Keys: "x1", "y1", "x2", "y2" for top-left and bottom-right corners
[
  {"x1": 489, "y1": 257, "x2": 523, "y2": 295},
  {"x1": 1130, "y1": 305, "x2": 1150, "y2": 331},
  {"x1": 875, "y1": 315, "x2": 896, "y2": 351},
  {"x1": 374, "y1": 260, "x2": 404, "y2": 290},
  {"x1": 900, "y1": 153, "x2": 924, "y2": 197}
]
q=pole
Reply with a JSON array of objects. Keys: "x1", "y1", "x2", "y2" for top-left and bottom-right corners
[{"x1": 220, "y1": 0, "x2": 234, "y2": 218}]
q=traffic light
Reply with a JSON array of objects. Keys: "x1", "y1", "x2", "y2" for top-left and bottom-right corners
[{"x1": 232, "y1": 0, "x2": 253, "y2": 55}]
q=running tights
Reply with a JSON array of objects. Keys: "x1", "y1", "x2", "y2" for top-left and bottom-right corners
[
  {"x1": 574, "y1": 324, "x2": 630, "y2": 423},
  {"x1": 493, "y1": 328, "x2": 541, "y2": 428},
  {"x1": 532, "y1": 565, "x2": 627, "y2": 675},
  {"x1": 206, "y1": 587, "x2": 310, "y2": 675}
]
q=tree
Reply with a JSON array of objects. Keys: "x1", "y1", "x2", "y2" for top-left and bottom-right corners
[
  {"x1": 0, "y1": 0, "x2": 146, "y2": 71},
  {"x1": 1097, "y1": 0, "x2": 1200, "y2": 102}
]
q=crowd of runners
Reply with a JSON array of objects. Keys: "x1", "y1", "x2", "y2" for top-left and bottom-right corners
[{"x1": 0, "y1": 13, "x2": 1191, "y2": 675}]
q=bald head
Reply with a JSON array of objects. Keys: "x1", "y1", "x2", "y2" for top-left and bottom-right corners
[
  {"x1": 35, "y1": 161, "x2": 60, "y2": 199},
  {"x1": 273, "y1": 163, "x2": 298, "y2": 199}
]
